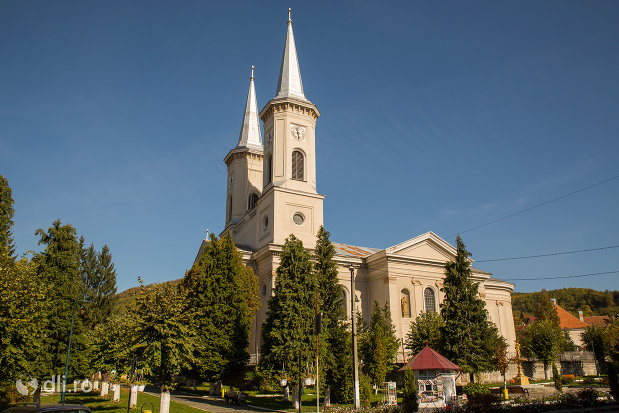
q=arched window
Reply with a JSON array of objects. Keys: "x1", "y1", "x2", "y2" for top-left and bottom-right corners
[
  {"x1": 291, "y1": 150, "x2": 304, "y2": 181},
  {"x1": 266, "y1": 154, "x2": 272, "y2": 185},
  {"x1": 424, "y1": 287, "x2": 436, "y2": 313},
  {"x1": 227, "y1": 196, "x2": 232, "y2": 222},
  {"x1": 401, "y1": 289, "x2": 411, "y2": 318},
  {"x1": 248, "y1": 192, "x2": 258, "y2": 211}
]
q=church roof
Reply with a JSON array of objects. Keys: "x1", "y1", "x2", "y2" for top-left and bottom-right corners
[
  {"x1": 333, "y1": 242, "x2": 380, "y2": 258},
  {"x1": 275, "y1": 9, "x2": 308, "y2": 102},
  {"x1": 236, "y1": 66, "x2": 262, "y2": 149},
  {"x1": 398, "y1": 344, "x2": 461, "y2": 372}
]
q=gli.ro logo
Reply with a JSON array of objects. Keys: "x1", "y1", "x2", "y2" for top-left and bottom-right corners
[{"x1": 16, "y1": 378, "x2": 38, "y2": 396}]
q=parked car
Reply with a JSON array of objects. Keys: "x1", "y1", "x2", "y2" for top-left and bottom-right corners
[{"x1": 1, "y1": 404, "x2": 92, "y2": 413}]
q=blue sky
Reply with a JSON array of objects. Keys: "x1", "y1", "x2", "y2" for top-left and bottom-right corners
[{"x1": 1, "y1": 1, "x2": 618, "y2": 293}]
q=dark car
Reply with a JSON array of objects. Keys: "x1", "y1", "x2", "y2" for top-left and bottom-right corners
[{"x1": 1, "y1": 404, "x2": 92, "y2": 413}]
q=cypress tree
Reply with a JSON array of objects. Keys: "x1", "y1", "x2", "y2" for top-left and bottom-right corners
[
  {"x1": 402, "y1": 368, "x2": 419, "y2": 413},
  {"x1": 313, "y1": 226, "x2": 350, "y2": 401},
  {"x1": 260, "y1": 234, "x2": 316, "y2": 382},
  {"x1": 0, "y1": 174, "x2": 16, "y2": 262},
  {"x1": 440, "y1": 236, "x2": 502, "y2": 378},
  {"x1": 359, "y1": 300, "x2": 399, "y2": 387}
]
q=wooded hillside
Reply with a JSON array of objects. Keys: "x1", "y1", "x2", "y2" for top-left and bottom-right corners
[{"x1": 512, "y1": 288, "x2": 618, "y2": 319}]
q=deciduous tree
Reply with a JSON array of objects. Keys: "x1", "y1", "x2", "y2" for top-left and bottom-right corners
[
  {"x1": 405, "y1": 312, "x2": 444, "y2": 355},
  {"x1": 521, "y1": 320, "x2": 562, "y2": 380}
]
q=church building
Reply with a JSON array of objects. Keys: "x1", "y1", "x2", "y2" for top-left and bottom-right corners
[{"x1": 196, "y1": 11, "x2": 517, "y2": 364}]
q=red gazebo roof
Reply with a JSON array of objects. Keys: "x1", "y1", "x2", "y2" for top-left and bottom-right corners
[{"x1": 399, "y1": 344, "x2": 461, "y2": 372}]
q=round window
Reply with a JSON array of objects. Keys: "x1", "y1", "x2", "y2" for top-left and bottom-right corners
[{"x1": 292, "y1": 212, "x2": 305, "y2": 225}]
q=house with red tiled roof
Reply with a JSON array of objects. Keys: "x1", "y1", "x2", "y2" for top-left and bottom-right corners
[
  {"x1": 552, "y1": 299, "x2": 589, "y2": 347},
  {"x1": 582, "y1": 314, "x2": 612, "y2": 328}
]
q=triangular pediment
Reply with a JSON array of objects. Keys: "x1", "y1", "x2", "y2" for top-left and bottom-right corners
[{"x1": 385, "y1": 232, "x2": 458, "y2": 262}]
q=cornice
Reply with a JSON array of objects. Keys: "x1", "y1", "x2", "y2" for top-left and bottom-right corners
[
  {"x1": 259, "y1": 97, "x2": 320, "y2": 122},
  {"x1": 260, "y1": 184, "x2": 325, "y2": 201},
  {"x1": 224, "y1": 146, "x2": 264, "y2": 165}
]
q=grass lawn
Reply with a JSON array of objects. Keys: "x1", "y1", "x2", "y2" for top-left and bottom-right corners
[{"x1": 33, "y1": 388, "x2": 209, "y2": 413}]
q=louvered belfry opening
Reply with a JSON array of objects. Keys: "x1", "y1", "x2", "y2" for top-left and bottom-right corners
[{"x1": 292, "y1": 150, "x2": 304, "y2": 181}]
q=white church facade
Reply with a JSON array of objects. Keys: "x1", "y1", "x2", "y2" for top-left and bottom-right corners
[{"x1": 196, "y1": 12, "x2": 517, "y2": 364}]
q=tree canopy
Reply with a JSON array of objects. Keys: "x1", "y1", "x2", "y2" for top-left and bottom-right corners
[
  {"x1": 439, "y1": 236, "x2": 502, "y2": 375},
  {"x1": 405, "y1": 311, "x2": 444, "y2": 355},
  {"x1": 358, "y1": 300, "x2": 399, "y2": 386}
]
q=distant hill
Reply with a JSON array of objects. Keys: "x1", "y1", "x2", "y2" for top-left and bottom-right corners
[
  {"x1": 114, "y1": 279, "x2": 181, "y2": 314},
  {"x1": 512, "y1": 288, "x2": 618, "y2": 320}
]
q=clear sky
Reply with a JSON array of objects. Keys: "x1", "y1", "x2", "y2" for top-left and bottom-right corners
[{"x1": 1, "y1": 1, "x2": 618, "y2": 294}]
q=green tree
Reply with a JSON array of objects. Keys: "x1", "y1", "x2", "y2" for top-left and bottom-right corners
[
  {"x1": 0, "y1": 257, "x2": 48, "y2": 403},
  {"x1": 582, "y1": 325, "x2": 606, "y2": 366},
  {"x1": 553, "y1": 363, "x2": 562, "y2": 392},
  {"x1": 313, "y1": 226, "x2": 350, "y2": 402},
  {"x1": 80, "y1": 241, "x2": 118, "y2": 329},
  {"x1": 33, "y1": 220, "x2": 89, "y2": 380},
  {"x1": 495, "y1": 340, "x2": 509, "y2": 395},
  {"x1": 89, "y1": 312, "x2": 135, "y2": 378},
  {"x1": 604, "y1": 320, "x2": 619, "y2": 366},
  {"x1": 183, "y1": 233, "x2": 259, "y2": 383},
  {"x1": 261, "y1": 234, "x2": 315, "y2": 386},
  {"x1": 520, "y1": 320, "x2": 562, "y2": 380},
  {"x1": 534, "y1": 289, "x2": 560, "y2": 328},
  {"x1": 402, "y1": 368, "x2": 418, "y2": 413},
  {"x1": 0, "y1": 175, "x2": 16, "y2": 262},
  {"x1": 405, "y1": 312, "x2": 444, "y2": 355},
  {"x1": 135, "y1": 280, "x2": 195, "y2": 413},
  {"x1": 358, "y1": 301, "x2": 398, "y2": 387},
  {"x1": 440, "y1": 236, "x2": 502, "y2": 379}
]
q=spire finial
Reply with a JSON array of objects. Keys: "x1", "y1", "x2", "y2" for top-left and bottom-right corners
[
  {"x1": 288, "y1": 8, "x2": 292, "y2": 22},
  {"x1": 250, "y1": 65, "x2": 254, "y2": 79}
]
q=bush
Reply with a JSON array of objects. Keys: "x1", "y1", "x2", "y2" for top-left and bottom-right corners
[
  {"x1": 561, "y1": 374, "x2": 575, "y2": 384},
  {"x1": 576, "y1": 388, "x2": 600, "y2": 407},
  {"x1": 359, "y1": 373, "x2": 373, "y2": 406},
  {"x1": 553, "y1": 364, "x2": 562, "y2": 392},
  {"x1": 582, "y1": 376, "x2": 596, "y2": 385},
  {"x1": 462, "y1": 382, "x2": 489, "y2": 398}
]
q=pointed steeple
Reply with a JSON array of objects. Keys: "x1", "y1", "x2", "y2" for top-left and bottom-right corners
[
  {"x1": 275, "y1": 9, "x2": 307, "y2": 101},
  {"x1": 237, "y1": 65, "x2": 262, "y2": 149}
]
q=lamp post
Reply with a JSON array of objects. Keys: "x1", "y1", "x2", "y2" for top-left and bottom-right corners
[{"x1": 349, "y1": 264, "x2": 360, "y2": 410}]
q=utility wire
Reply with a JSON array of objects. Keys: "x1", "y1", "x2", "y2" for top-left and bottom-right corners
[
  {"x1": 456, "y1": 174, "x2": 619, "y2": 236},
  {"x1": 476, "y1": 245, "x2": 619, "y2": 262},
  {"x1": 504, "y1": 269, "x2": 619, "y2": 281}
]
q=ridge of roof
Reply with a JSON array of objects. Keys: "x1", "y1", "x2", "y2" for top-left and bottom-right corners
[
  {"x1": 399, "y1": 344, "x2": 461, "y2": 372},
  {"x1": 555, "y1": 304, "x2": 589, "y2": 329}
]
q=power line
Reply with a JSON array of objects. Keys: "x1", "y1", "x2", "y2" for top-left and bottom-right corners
[
  {"x1": 456, "y1": 174, "x2": 619, "y2": 236},
  {"x1": 504, "y1": 269, "x2": 619, "y2": 281},
  {"x1": 476, "y1": 245, "x2": 619, "y2": 262}
]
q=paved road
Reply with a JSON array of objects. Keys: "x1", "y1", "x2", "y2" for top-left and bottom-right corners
[{"x1": 144, "y1": 388, "x2": 279, "y2": 413}]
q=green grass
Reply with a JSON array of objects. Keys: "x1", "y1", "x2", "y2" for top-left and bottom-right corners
[{"x1": 31, "y1": 388, "x2": 209, "y2": 413}]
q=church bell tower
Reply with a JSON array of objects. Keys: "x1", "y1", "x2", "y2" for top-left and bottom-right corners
[{"x1": 258, "y1": 10, "x2": 324, "y2": 248}]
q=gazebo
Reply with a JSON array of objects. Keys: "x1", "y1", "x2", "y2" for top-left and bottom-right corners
[{"x1": 399, "y1": 344, "x2": 461, "y2": 405}]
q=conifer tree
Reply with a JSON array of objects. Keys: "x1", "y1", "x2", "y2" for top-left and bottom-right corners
[
  {"x1": 313, "y1": 226, "x2": 350, "y2": 400},
  {"x1": 183, "y1": 233, "x2": 258, "y2": 383},
  {"x1": 439, "y1": 236, "x2": 502, "y2": 379},
  {"x1": 402, "y1": 368, "x2": 419, "y2": 413},
  {"x1": 0, "y1": 175, "x2": 16, "y2": 262},
  {"x1": 405, "y1": 312, "x2": 444, "y2": 355},
  {"x1": 33, "y1": 220, "x2": 89, "y2": 379},
  {"x1": 358, "y1": 300, "x2": 399, "y2": 387},
  {"x1": 80, "y1": 241, "x2": 117, "y2": 329},
  {"x1": 260, "y1": 234, "x2": 316, "y2": 382}
]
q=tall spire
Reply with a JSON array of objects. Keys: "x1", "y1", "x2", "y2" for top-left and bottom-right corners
[
  {"x1": 275, "y1": 8, "x2": 307, "y2": 101},
  {"x1": 237, "y1": 65, "x2": 262, "y2": 149}
]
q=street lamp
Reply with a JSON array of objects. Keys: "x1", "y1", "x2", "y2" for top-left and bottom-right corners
[{"x1": 349, "y1": 264, "x2": 360, "y2": 410}]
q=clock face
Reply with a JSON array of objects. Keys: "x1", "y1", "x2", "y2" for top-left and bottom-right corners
[{"x1": 290, "y1": 124, "x2": 306, "y2": 141}]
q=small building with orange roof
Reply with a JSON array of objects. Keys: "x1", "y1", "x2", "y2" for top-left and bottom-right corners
[{"x1": 552, "y1": 299, "x2": 589, "y2": 348}]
